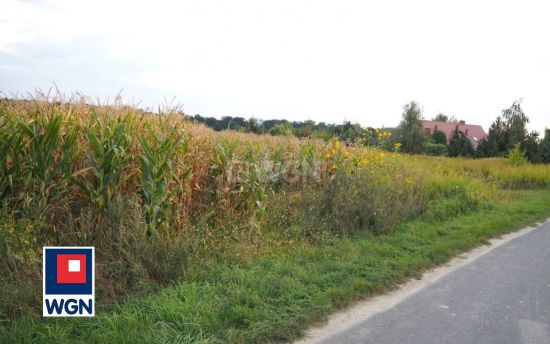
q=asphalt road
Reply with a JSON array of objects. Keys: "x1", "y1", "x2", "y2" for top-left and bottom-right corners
[{"x1": 320, "y1": 221, "x2": 550, "y2": 344}]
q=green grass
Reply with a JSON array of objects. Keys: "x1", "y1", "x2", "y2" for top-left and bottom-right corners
[{"x1": 2, "y1": 189, "x2": 550, "y2": 343}]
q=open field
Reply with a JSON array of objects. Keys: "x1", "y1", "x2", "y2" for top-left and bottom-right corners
[{"x1": 1, "y1": 96, "x2": 550, "y2": 342}]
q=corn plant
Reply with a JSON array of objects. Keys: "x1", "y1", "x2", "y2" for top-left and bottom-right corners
[
  {"x1": 240, "y1": 161, "x2": 269, "y2": 228},
  {"x1": 210, "y1": 137, "x2": 240, "y2": 200},
  {"x1": 297, "y1": 141, "x2": 321, "y2": 183},
  {"x1": 17, "y1": 113, "x2": 79, "y2": 212},
  {"x1": 0, "y1": 123, "x2": 24, "y2": 204},
  {"x1": 76, "y1": 112, "x2": 132, "y2": 210},
  {"x1": 139, "y1": 114, "x2": 190, "y2": 235}
]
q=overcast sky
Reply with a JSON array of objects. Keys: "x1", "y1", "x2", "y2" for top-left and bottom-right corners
[{"x1": 1, "y1": 0, "x2": 549, "y2": 132}]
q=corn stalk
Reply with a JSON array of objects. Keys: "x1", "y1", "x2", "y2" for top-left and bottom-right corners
[
  {"x1": 139, "y1": 114, "x2": 190, "y2": 236},
  {"x1": 76, "y1": 112, "x2": 131, "y2": 210},
  {"x1": 17, "y1": 114, "x2": 79, "y2": 213}
]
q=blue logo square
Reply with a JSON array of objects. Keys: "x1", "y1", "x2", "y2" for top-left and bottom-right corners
[{"x1": 44, "y1": 248, "x2": 94, "y2": 295}]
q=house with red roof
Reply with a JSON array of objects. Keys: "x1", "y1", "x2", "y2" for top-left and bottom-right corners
[{"x1": 421, "y1": 120, "x2": 487, "y2": 150}]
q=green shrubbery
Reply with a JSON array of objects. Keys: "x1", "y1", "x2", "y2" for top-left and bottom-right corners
[
  {"x1": 507, "y1": 144, "x2": 528, "y2": 166},
  {"x1": 292, "y1": 170, "x2": 426, "y2": 236},
  {"x1": 423, "y1": 142, "x2": 447, "y2": 156}
]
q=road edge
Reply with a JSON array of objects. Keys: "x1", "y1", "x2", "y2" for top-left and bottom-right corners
[{"x1": 294, "y1": 217, "x2": 550, "y2": 344}]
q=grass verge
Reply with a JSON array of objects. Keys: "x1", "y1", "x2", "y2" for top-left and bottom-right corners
[{"x1": 2, "y1": 189, "x2": 550, "y2": 343}]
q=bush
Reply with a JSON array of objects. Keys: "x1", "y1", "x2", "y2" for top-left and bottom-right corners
[
  {"x1": 431, "y1": 130, "x2": 447, "y2": 146},
  {"x1": 507, "y1": 144, "x2": 527, "y2": 166},
  {"x1": 423, "y1": 142, "x2": 447, "y2": 156},
  {"x1": 423, "y1": 194, "x2": 480, "y2": 222},
  {"x1": 270, "y1": 123, "x2": 294, "y2": 137},
  {"x1": 295, "y1": 170, "x2": 427, "y2": 235}
]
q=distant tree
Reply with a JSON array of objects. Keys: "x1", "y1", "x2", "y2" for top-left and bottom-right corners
[
  {"x1": 226, "y1": 116, "x2": 247, "y2": 131},
  {"x1": 485, "y1": 116, "x2": 509, "y2": 156},
  {"x1": 294, "y1": 120, "x2": 316, "y2": 138},
  {"x1": 207, "y1": 116, "x2": 222, "y2": 130},
  {"x1": 317, "y1": 122, "x2": 328, "y2": 130},
  {"x1": 398, "y1": 101, "x2": 425, "y2": 154},
  {"x1": 540, "y1": 129, "x2": 550, "y2": 163},
  {"x1": 482, "y1": 100, "x2": 530, "y2": 158},
  {"x1": 219, "y1": 116, "x2": 232, "y2": 130},
  {"x1": 502, "y1": 100, "x2": 528, "y2": 149},
  {"x1": 262, "y1": 119, "x2": 284, "y2": 131},
  {"x1": 431, "y1": 130, "x2": 447, "y2": 146},
  {"x1": 270, "y1": 123, "x2": 294, "y2": 137},
  {"x1": 521, "y1": 131, "x2": 540, "y2": 163},
  {"x1": 448, "y1": 126, "x2": 474, "y2": 157},
  {"x1": 332, "y1": 121, "x2": 361, "y2": 141},
  {"x1": 247, "y1": 117, "x2": 264, "y2": 134},
  {"x1": 474, "y1": 137, "x2": 497, "y2": 158},
  {"x1": 433, "y1": 113, "x2": 458, "y2": 123},
  {"x1": 433, "y1": 113, "x2": 448, "y2": 122}
]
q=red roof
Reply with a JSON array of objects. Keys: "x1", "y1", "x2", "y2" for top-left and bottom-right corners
[{"x1": 421, "y1": 120, "x2": 487, "y2": 149}]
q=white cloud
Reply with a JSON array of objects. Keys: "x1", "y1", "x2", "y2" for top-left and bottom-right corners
[{"x1": 1, "y1": 0, "x2": 549, "y2": 132}]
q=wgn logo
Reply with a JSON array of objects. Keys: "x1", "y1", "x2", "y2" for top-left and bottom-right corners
[{"x1": 43, "y1": 247, "x2": 95, "y2": 317}]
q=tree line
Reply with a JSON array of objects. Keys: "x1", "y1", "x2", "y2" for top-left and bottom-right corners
[
  {"x1": 188, "y1": 114, "x2": 369, "y2": 141},
  {"x1": 188, "y1": 101, "x2": 549, "y2": 163}
]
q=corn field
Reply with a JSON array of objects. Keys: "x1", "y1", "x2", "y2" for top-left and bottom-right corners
[{"x1": 1, "y1": 94, "x2": 550, "y2": 320}]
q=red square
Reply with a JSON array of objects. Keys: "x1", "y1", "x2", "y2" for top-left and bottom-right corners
[{"x1": 57, "y1": 254, "x2": 87, "y2": 284}]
